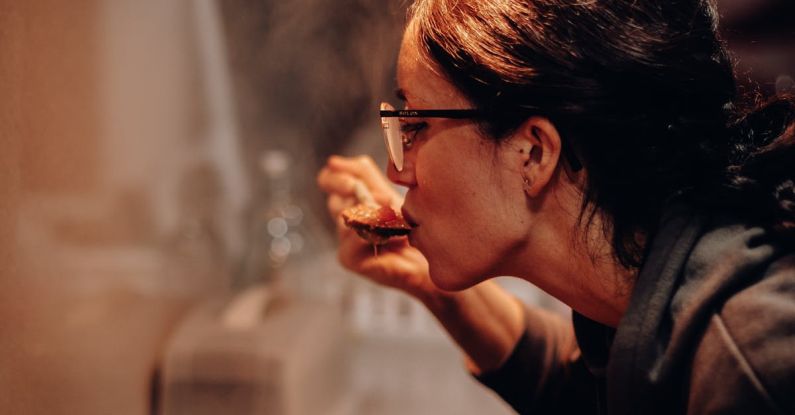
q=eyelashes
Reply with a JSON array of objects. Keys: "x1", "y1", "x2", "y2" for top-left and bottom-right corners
[
  {"x1": 400, "y1": 121, "x2": 428, "y2": 135},
  {"x1": 399, "y1": 121, "x2": 427, "y2": 149}
]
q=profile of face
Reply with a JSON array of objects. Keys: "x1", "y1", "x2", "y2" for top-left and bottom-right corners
[{"x1": 387, "y1": 26, "x2": 542, "y2": 291}]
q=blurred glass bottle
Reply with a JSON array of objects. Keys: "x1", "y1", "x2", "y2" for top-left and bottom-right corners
[
  {"x1": 161, "y1": 161, "x2": 230, "y2": 296},
  {"x1": 237, "y1": 150, "x2": 311, "y2": 289}
]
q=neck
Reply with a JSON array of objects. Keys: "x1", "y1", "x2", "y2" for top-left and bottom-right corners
[
  {"x1": 518, "y1": 240, "x2": 635, "y2": 327},
  {"x1": 512, "y1": 184, "x2": 637, "y2": 328}
]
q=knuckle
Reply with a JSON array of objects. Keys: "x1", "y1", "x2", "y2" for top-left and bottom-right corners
[{"x1": 355, "y1": 155, "x2": 375, "y2": 170}]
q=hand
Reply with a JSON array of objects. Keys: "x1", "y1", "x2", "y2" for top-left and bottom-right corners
[{"x1": 317, "y1": 155, "x2": 436, "y2": 298}]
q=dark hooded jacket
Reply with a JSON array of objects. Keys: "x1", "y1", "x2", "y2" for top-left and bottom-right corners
[{"x1": 476, "y1": 202, "x2": 795, "y2": 414}]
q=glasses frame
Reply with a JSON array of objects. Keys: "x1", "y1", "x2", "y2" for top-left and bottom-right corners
[
  {"x1": 380, "y1": 103, "x2": 484, "y2": 172},
  {"x1": 379, "y1": 108, "x2": 482, "y2": 119},
  {"x1": 379, "y1": 103, "x2": 582, "y2": 172}
]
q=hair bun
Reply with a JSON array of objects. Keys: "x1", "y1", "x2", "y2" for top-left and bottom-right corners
[{"x1": 728, "y1": 94, "x2": 795, "y2": 238}]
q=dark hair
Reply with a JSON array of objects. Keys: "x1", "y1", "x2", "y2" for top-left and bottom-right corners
[{"x1": 408, "y1": 0, "x2": 795, "y2": 268}]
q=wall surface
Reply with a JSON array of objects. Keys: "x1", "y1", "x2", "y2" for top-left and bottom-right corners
[
  {"x1": 0, "y1": 1, "x2": 228, "y2": 413},
  {"x1": 0, "y1": 3, "x2": 21, "y2": 411}
]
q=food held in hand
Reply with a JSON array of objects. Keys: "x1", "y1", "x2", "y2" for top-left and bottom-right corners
[{"x1": 341, "y1": 204, "x2": 410, "y2": 245}]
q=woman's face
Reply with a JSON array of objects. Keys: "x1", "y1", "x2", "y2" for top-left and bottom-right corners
[{"x1": 388, "y1": 30, "x2": 531, "y2": 290}]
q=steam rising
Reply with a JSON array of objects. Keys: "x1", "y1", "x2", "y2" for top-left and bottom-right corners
[{"x1": 219, "y1": 0, "x2": 408, "y2": 233}]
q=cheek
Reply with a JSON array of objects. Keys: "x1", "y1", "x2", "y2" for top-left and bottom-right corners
[
  {"x1": 414, "y1": 139, "x2": 488, "y2": 224},
  {"x1": 413, "y1": 140, "x2": 525, "y2": 287},
  {"x1": 416, "y1": 137, "x2": 519, "y2": 230}
]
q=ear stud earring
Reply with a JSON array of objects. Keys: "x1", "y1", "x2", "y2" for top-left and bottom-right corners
[{"x1": 522, "y1": 175, "x2": 532, "y2": 193}]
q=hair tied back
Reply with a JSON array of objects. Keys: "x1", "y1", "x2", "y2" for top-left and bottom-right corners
[{"x1": 726, "y1": 93, "x2": 795, "y2": 239}]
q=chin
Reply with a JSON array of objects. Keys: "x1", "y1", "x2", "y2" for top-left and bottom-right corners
[{"x1": 427, "y1": 262, "x2": 480, "y2": 292}]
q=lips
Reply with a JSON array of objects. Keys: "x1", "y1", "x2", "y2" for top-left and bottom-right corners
[{"x1": 400, "y1": 206, "x2": 419, "y2": 228}]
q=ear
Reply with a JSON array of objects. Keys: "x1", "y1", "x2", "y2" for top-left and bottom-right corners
[{"x1": 513, "y1": 117, "x2": 563, "y2": 198}]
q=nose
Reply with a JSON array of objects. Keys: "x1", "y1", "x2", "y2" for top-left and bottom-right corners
[{"x1": 386, "y1": 153, "x2": 417, "y2": 188}]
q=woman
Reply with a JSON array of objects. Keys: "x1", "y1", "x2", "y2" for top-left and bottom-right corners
[{"x1": 317, "y1": 0, "x2": 795, "y2": 414}]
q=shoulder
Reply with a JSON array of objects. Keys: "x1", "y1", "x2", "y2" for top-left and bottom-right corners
[{"x1": 689, "y1": 254, "x2": 795, "y2": 415}]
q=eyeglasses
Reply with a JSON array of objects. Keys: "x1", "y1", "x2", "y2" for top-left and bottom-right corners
[
  {"x1": 379, "y1": 102, "x2": 583, "y2": 172},
  {"x1": 380, "y1": 102, "x2": 481, "y2": 171}
]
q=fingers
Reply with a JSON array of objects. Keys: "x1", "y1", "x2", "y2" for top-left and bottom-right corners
[
  {"x1": 326, "y1": 155, "x2": 400, "y2": 205},
  {"x1": 337, "y1": 227, "x2": 374, "y2": 270},
  {"x1": 327, "y1": 154, "x2": 380, "y2": 174},
  {"x1": 317, "y1": 166, "x2": 358, "y2": 198},
  {"x1": 327, "y1": 194, "x2": 356, "y2": 218},
  {"x1": 318, "y1": 155, "x2": 409, "y2": 274},
  {"x1": 318, "y1": 163, "x2": 391, "y2": 207},
  {"x1": 331, "y1": 204, "x2": 365, "y2": 270}
]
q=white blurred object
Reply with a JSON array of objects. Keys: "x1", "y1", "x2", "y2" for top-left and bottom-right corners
[
  {"x1": 220, "y1": 284, "x2": 274, "y2": 330},
  {"x1": 160, "y1": 286, "x2": 351, "y2": 415},
  {"x1": 347, "y1": 281, "x2": 444, "y2": 341},
  {"x1": 260, "y1": 151, "x2": 290, "y2": 177}
]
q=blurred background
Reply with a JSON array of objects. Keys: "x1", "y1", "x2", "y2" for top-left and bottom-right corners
[{"x1": 0, "y1": 0, "x2": 792, "y2": 414}]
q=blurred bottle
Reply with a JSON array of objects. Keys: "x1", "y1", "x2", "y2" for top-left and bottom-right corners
[
  {"x1": 236, "y1": 150, "x2": 312, "y2": 289},
  {"x1": 161, "y1": 161, "x2": 230, "y2": 295}
]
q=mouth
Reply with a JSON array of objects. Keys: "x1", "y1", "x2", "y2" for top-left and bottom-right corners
[{"x1": 400, "y1": 207, "x2": 419, "y2": 228}]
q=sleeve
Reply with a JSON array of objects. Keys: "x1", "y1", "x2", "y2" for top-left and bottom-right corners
[{"x1": 473, "y1": 306, "x2": 604, "y2": 414}]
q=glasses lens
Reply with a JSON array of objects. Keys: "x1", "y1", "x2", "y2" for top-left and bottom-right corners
[{"x1": 380, "y1": 102, "x2": 403, "y2": 171}]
